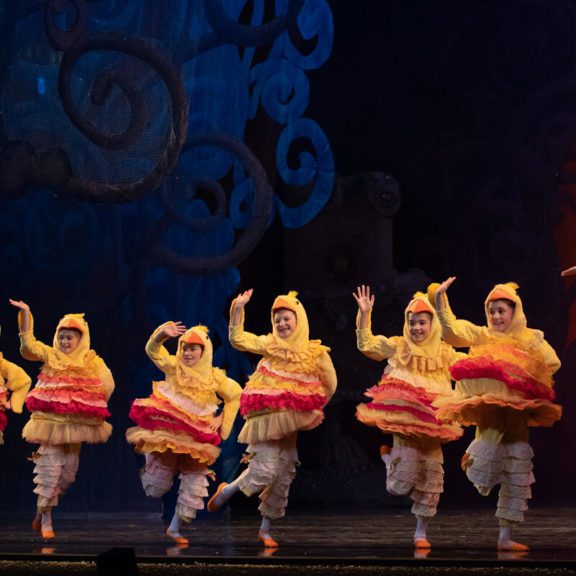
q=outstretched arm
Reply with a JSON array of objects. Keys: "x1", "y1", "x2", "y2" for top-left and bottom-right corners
[{"x1": 561, "y1": 266, "x2": 576, "y2": 278}]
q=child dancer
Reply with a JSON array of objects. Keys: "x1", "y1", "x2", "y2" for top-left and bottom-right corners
[
  {"x1": 207, "y1": 289, "x2": 337, "y2": 548},
  {"x1": 433, "y1": 278, "x2": 561, "y2": 551},
  {"x1": 126, "y1": 322, "x2": 242, "y2": 545},
  {"x1": 354, "y1": 285, "x2": 463, "y2": 549},
  {"x1": 9, "y1": 299, "x2": 114, "y2": 540},
  {"x1": 0, "y1": 330, "x2": 32, "y2": 445}
]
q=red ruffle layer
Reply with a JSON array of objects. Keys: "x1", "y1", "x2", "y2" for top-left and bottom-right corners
[
  {"x1": 129, "y1": 404, "x2": 221, "y2": 446},
  {"x1": 450, "y1": 357, "x2": 555, "y2": 400},
  {"x1": 240, "y1": 392, "x2": 327, "y2": 417}
]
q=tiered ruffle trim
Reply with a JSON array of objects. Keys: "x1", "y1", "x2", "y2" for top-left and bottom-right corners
[
  {"x1": 129, "y1": 400, "x2": 221, "y2": 446},
  {"x1": 26, "y1": 371, "x2": 110, "y2": 420},
  {"x1": 126, "y1": 427, "x2": 220, "y2": 465},
  {"x1": 240, "y1": 363, "x2": 327, "y2": 419},
  {"x1": 238, "y1": 410, "x2": 323, "y2": 444},
  {"x1": 356, "y1": 377, "x2": 462, "y2": 442},
  {"x1": 22, "y1": 413, "x2": 112, "y2": 444}
]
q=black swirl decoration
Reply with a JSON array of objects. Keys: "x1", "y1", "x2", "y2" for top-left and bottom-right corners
[
  {"x1": 174, "y1": 0, "x2": 305, "y2": 66},
  {"x1": 0, "y1": 0, "x2": 188, "y2": 204},
  {"x1": 149, "y1": 132, "x2": 273, "y2": 273}
]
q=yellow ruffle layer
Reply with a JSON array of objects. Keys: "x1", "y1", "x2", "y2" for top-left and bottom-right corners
[
  {"x1": 434, "y1": 395, "x2": 561, "y2": 427},
  {"x1": 125, "y1": 427, "x2": 220, "y2": 465},
  {"x1": 469, "y1": 342, "x2": 553, "y2": 388},
  {"x1": 244, "y1": 371, "x2": 323, "y2": 395},
  {"x1": 356, "y1": 405, "x2": 462, "y2": 441},
  {"x1": 238, "y1": 409, "x2": 323, "y2": 444},
  {"x1": 22, "y1": 413, "x2": 112, "y2": 444}
]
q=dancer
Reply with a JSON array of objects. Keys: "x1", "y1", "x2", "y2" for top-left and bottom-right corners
[
  {"x1": 126, "y1": 322, "x2": 241, "y2": 545},
  {"x1": 433, "y1": 278, "x2": 561, "y2": 551},
  {"x1": 9, "y1": 299, "x2": 114, "y2": 540},
  {"x1": 207, "y1": 290, "x2": 337, "y2": 548},
  {"x1": 354, "y1": 285, "x2": 463, "y2": 549},
  {"x1": 0, "y1": 330, "x2": 32, "y2": 445}
]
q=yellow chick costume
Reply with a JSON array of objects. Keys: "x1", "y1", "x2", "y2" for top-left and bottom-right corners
[
  {"x1": 228, "y1": 291, "x2": 337, "y2": 520},
  {"x1": 356, "y1": 289, "x2": 463, "y2": 519},
  {"x1": 0, "y1": 351, "x2": 32, "y2": 445},
  {"x1": 126, "y1": 324, "x2": 241, "y2": 522},
  {"x1": 18, "y1": 312, "x2": 114, "y2": 513},
  {"x1": 434, "y1": 283, "x2": 561, "y2": 524}
]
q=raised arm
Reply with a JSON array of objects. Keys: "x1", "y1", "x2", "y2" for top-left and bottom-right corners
[
  {"x1": 145, "y1": 321, "x2": 186, "y2": 372},
  {"x1": 353, "y1": 285, "x2": 374, "y2": 329},
  {"x1": 353, "y1": 285, "x2": 397, "y2": 361},
  {"x1": 434, "y1": 278, "x2": 486, "y2": 348},
  {"x1": 229, "y1": 290, "x2": 270, "y2": 354},
  {"x1": 9, "y1": 299, "x2": 52, "y2": 362}
]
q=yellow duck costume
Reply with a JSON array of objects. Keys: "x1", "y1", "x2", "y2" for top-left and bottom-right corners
[
  {"x1": 18, "y1": 312, "x2": 114, "y2": 517},
  {"x1": 224, "y1": 291, "x2": 337, "y2": 522},
  {"x1": 434, "y1": 283, "x2": 561, "y2": 526},
  {"x1": 126, "y1": 324, "x2": 241, "y2": 523},
  {"x1": 0, "y1": 343, "x2": 32, "y2": 445},
  {"x1": 356, "y1": 288, "x2": 463, "y2": 521}
]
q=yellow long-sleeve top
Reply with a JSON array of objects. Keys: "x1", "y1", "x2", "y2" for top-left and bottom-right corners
[
  {"x1": 434, "y1": 284, "x2": 561, "y2": 427},
  {"x1": 437, "y1": 303, "x2": 560, "y2": 374},
  {"x1": 126, "y1": 324, "x2": 242, "y2": 466},
  {"x1": 230, "y1": 292, "x2": 337, "y2": 445},
  {"x1": 19, "y1": 312, "x2": 114, "y2": 445},
  {"x1": 355, "y1": 295, "x2": 463, "y2": 442},
  {"x1": 357, "y1": 328, "x2": 462, "y2": 397}
]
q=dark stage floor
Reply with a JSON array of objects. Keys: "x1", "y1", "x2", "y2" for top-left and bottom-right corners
[{"x1": 0, "y1": 507, "x2": 574, "y2": 575}]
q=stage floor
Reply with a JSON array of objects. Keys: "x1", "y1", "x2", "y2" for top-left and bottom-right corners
[{"x1": 0, "y1": 507, "x2": 574, "y2": 574}]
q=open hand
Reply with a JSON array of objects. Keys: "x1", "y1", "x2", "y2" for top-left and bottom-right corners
[
  {"x1": 235, "y1": 289, "x2": 253, "y2": 308},
  {"x1": 353, "y1": 285, "x2": 375, "y2": 313},
  {"x1": 436, "y1": 277, "x2": 456, "y2": 296},
  {"x1": 162, "y1": 321, "x2": 187, "y2": 339}
]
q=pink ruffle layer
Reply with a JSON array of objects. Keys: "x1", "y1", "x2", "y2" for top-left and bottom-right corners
[
  {"x1": 365, "y1": 402, "x2": 439, "y2": 424},
  {"x1": 25, "y1": 396, "x2": 110, "y2": 419},
  {"x1": 450, "y1": 357, "x2": 555, "y2": 401},
  {"x1": 240, "y1": 391, "x2": 327, "y2": 417},
  {"x1": 129, "y1": 404, "x2": 221, "y2": 446}
]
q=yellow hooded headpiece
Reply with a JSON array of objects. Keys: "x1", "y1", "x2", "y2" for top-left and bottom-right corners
[
  {"x1": 52, "y1": 313, "x2": 91, "y2": 361},
  {"x1": 271, "y1": 291, "x2": 310, "y2": 352},
  {"x1": 402, "y1": 286, "x2": 442, "y2": 358},
  {"x1": 484, "y1": 282, "x2": 527, "y2": 337},
  {"x1": 175, "y1": 325, "x2": 214, "y2": 384}
]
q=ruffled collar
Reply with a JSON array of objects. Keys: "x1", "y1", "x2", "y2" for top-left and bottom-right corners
[{"x1": 394, "y1": 339, "x2": 455, "y2": 372}]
